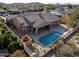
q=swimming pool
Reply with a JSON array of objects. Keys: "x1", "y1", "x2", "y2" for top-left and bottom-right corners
[{"x1": 39, "y1": 32, "x2": 61, "y2": 47}]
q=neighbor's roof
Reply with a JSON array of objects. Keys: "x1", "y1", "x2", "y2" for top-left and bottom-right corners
[
  {"x1": 55, "y1": 8, "x2": 66, "y2": 15},
  {"x1": 50, "y1": 11, "x2": 64, "y2": 16},
  {"x1": 9, "y1": 8, "x2": 21, "y2": 12}
]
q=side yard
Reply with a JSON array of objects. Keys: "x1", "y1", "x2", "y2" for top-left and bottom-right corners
[{"x1": 0, "y1": 17, "x2": 29, "y2": 57}]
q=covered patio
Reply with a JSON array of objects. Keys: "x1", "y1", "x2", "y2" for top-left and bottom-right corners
[{"x1": 31, "y1": 20, "x2": 52, "y2": 35}]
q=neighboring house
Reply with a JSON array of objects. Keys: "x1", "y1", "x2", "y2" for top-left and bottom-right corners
[
  {"x1": 52, "y1": 6, "x2": 71, "y2": 16},
  {"x1": 0, "y1": 9, "x2": 7, "y2": 16},
  {"x1": 64, "y1": 7, "x2": 71, "y2": 14},
  {"x1": 50, "y1": 11, "x2": 64, "y2": 16},
  {"x1": 8, "y1": 8, "x2": 22, "y2": 14}
]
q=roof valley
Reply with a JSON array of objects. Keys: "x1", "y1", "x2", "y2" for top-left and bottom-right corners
[
  {"x1": 22, "y1": 15, "x2": 33, "y2": 26},
  {"x1": 38, "y1": 13, "x2": 45, "y2": 20}
]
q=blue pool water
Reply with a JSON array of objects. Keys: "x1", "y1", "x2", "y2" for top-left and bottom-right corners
[{"x1": 39, "y1": 32, "x2": 61, "y2": 47}]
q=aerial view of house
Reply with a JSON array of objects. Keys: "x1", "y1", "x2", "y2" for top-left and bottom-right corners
[
  {"x1": 0, "y1": 0, "x2": 79, "y2": 58},
  {"x1": 4, "y1": 11, "x2": 78, "y2": 57}
]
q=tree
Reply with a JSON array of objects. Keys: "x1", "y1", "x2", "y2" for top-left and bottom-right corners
[
  {"x1": 60, "y1": 15, "x2": 74, "y2": 27},
  {"x1": 8, "y1": 41, "x2": 21, "y2": 53},
  {"x1": 0, "y1": 25, "x2": 11, "y2": 48},
  {"x1": 0, "y1": 28, "x2": 6, "y2": 34},
  {"x1": 3, "y1": 31, "x2": 13, "y2": 48},
  {"x1": 0, "y1": 16, "x2": 5, "y2": 23},
  {"x1": 0, "y1": 27, "x2": 13, "y2": 48},
  {"x1": 0, "y1": 34, "x2": 4, "y2": 49},
  {"x1": 43, "y1": 4, "x2": 56, "y2": 12},
  {"x1": 71, "y1": 7, "x2": 79, "y2": 21},
  {"x1": 71, "y1": 7, "x2": 79, "y2": 26},
  {"x1": 10, "y1": 50, "x2": 26, "y2": 57},
  {"x1": 65, "y1": 4, "x2": 73, "y2": 9}
]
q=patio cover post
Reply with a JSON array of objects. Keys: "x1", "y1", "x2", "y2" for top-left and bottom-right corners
[
  {"x1": 50, "y1": 23, "x2": 52, "y2": 30},
  {"x1": 26, "y1": 27, "x2": 29, "y2": 32},
  {"x1": 27, "y1": 27, "x2": 29, "y2": 32},
  {"x1": 35, "y1": 27, "x2": 38, "y2": 35},
  {"x1": 31, "y1": 27, "x2": 33, "y2": 33}
]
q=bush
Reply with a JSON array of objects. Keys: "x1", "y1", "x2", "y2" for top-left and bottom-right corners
[
  {"x1": 10, "y1": 50, "x2": 26, "y2": 57},
  {"x1": 8, "y1": 41, "x2": 22, "y2": 53}
]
